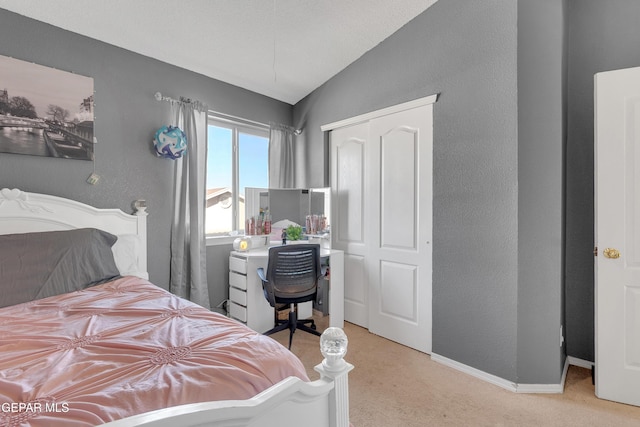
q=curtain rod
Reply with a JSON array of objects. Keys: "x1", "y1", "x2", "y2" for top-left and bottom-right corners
[
  {"x1": 156, "y1": 91, "x2": 302, "y2": 134},
  {"x1": 209, "y1": 111, "x2": 302, "y2": 135},
  {"x1": 209, "y1": 110, "x2": 269, "y2": 129},
  {"x1": 155, "y1": 91, "x2": 208, "y2": 113}
]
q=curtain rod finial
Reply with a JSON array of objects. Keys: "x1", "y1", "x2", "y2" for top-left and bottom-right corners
[{"x1": 154, "y1": 92, "x2": 163, "y2": 101}]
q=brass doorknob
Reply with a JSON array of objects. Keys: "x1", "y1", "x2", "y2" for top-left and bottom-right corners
[{"x1": 603, "y1": 248, "x2": 621, "y2": 259}]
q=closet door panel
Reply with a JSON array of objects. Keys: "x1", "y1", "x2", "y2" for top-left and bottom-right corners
[
  {"x1": 368, "y1": 105, "x2": 433, "y2": 354},
  {"x1": 380, "y1": 127, "x2": 418, "y2": 250},
  {"x1": 331, "y1": 122, "x2": 370, "y2": 328},
  {"x1": 336, "y1": 138, "x2": 365, "y2": 244}
]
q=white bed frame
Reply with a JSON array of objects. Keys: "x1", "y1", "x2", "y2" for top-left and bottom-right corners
[{"x1": 0, "y1": 188, "x2": 353, "y2": 427}]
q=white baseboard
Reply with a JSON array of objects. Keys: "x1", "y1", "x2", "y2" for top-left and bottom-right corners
[
  {"x1": 515, "y1": 358, "x2": 568, "y2": 394},
  {"x1": 431, "y1": 352, "x2": 518, "y2": 392},
  {"x1": 431, "y1": 352, "x2": 568, "y2": 394},
  {"x1": 567, "y1": 356, "x2": 594, "y2": 369}
]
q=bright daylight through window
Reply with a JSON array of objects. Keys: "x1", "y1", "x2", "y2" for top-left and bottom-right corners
[{"x1": 206, "y1": 118, "x2": 268, "y2": 236}]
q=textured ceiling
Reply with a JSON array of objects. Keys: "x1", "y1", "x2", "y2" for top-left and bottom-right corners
[{"x1": 0, "y1": 0, "x2": 438, "y2": 104}]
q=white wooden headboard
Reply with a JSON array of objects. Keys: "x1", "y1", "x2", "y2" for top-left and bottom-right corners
[{"x1": 0, "y1": 188, "x2": 148, "y2": 278}]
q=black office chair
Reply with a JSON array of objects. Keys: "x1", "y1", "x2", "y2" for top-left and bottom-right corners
[{"x1": 257, "y1": 244, "x2": 325, "y2": 349}]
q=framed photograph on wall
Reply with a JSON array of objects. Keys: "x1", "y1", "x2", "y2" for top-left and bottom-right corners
[{"x1": 0, "y1": 54, "x2": 94, "y2": 161}]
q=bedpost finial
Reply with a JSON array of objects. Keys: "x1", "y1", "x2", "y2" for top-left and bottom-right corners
[
  {"x1": 133, "y1": 199, "x2": 148, "y2": 215},
  {"x1": 320, "y1": 327, "x2": 348, "y2": 371}
]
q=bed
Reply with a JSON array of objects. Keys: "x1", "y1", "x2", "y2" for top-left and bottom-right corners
[{"x1": 0, "y1": 188, "x2": 352, "y2": 427}]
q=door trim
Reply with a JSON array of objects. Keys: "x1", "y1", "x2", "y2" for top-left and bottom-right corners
[{"x1": 320, "y1": 94, "x2": 439, "y2": 132}]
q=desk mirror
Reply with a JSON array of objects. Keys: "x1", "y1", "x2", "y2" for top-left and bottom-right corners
[{"x1": 245, "y1": 187, "x2": 330, "y2": 246}]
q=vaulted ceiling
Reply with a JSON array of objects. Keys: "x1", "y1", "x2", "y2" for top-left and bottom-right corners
[{"x1": 0, "y1": 0, "x2": 438, "y2": 104}]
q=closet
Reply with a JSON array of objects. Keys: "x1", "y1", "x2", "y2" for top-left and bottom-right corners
[{"x1": 322, "y1": 95, "x2": 436, "y2": 353}]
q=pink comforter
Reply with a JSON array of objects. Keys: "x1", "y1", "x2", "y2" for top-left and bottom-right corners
[{"x1": 0, "y1": 276, "x2": 308, "y2": 426}]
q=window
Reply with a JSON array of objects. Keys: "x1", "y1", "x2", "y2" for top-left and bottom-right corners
[{"x1": 206, "y1": 117, "x2": 269, "y2": 236}]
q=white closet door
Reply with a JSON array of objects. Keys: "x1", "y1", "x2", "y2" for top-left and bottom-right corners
[
  {"x1": 331, "y1": 122, "x2": 370, "y2": 328},
  {"x1": 367, "y1": 105, "x2": 433, "y2": 353},
  {"x1": 328, "y1": 96, "x2": 435, "y2": 353},
  {"x1": 595, "y1": 66, "x2": 640, "y2": 406}
]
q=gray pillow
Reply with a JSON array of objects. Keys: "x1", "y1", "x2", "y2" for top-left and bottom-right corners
[{"x1": 0, "y1": 228, "x2": 121, "y2": 308}]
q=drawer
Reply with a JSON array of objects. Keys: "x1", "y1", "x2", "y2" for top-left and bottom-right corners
[
  {"x1": 229, "y1": 271, "x2": 247, "y2": 290},
  {"x1": 229, "y1": 256, "x2": 247, "y2": 274},
  {"x1": 229, "y1": 302, "x2": 247, "y2": 323},
  {"x1": 229, "y1": 286, "x2": 247, "y2": 306}
]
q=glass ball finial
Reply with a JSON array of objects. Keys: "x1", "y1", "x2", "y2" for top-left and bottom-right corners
[{"x1": 320, "y1": 327, "x2": 348, "y2": 371}]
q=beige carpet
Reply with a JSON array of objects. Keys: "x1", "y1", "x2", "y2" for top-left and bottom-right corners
[{"x1": 269, "y1": 314, "x2": 640, "y2": 427}]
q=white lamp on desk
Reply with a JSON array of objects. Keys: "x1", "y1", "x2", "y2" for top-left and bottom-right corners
[{"x1": 233, "y1": 236, "x2": 252, "y2": 252}]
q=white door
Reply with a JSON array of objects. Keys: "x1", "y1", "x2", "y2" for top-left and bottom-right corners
[
  {"x1": 595, "y1": 66, "x2": 640, "y2": 407},
  {"x1": 331, "y1": 122, "x2": 370, "y2": 328},
  {"x1": 367, "y1": 105, "x2": 433, "y2": 353},
  {"x1": 328, "y1": 97, "x2": 434, "y2": 353}
]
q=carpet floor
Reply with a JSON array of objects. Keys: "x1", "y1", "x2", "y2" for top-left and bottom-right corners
[{"x1": 269, "y1": 314, "x2": 640, "y2": 427}]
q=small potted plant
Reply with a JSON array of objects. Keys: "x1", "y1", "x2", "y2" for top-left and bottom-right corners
[{"x1": 285, "y1": 224, "x2": 303, "y2": 242}]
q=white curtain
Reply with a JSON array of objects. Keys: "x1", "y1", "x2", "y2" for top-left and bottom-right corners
[
  {"x1": 169, "y1": 101, "x2": 210, "y2": 309},
  {"x1": 269, "y1": 123, "x2": 296, "y2": 188}
]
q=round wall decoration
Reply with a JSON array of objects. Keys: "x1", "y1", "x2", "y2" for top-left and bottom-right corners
[{"x1": 153, "y1": 125, "x2": 187, "y2": 159}]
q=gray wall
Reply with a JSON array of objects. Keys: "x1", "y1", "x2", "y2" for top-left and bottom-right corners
[
  {"x1": 295, "y1": 0, "x2": 523, "y2": 382},
  {"x1": 565, "y1": 0, "x2": 640, "y2": 362},
  {"x1": 517, "y1": 0, "x2": 567, "y2": 384},
  {"x1": 0, "y1": 9, "x2": 292, "y2": 307}
]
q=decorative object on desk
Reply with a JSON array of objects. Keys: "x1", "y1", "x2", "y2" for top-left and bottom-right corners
[
  {"x1": 153, "y1": 125, "x2": 187, "y2": 159},
  {"x1": 286, "y1": 224, "x2": 303, "y2": 241},
  {"x1": 263, "y1": 215, "x2": 272, "y2": 234},
  {"x1": 233, "y1": 236, "x2": 252, "y2": 252},
  {"x1": 306, "y1": 214, "x2": 327, "y2": 235},
  {"x1": 246, "y1": 217, "x2": 255, "y2": 235},
  {"x1": 245, "y1": 209, "x2": 272, "y2": 236}
]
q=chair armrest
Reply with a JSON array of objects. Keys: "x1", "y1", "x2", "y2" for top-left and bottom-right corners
[
  {"x1": 257, "y1": 267, "x2": 277, "y2": 307},
  {"x1": 257, "y1": 267, "x2": 267, "y2": 283}
]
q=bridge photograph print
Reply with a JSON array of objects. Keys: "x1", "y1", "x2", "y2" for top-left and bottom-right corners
[{"x1": 0, "y1": 54, "x2": 94, "y2": 161}]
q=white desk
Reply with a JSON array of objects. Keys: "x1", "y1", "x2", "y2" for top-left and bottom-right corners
[{"x1": 228, "y1": 244, "x2": 344, "y2": 333}]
